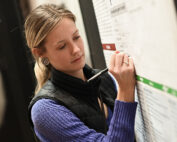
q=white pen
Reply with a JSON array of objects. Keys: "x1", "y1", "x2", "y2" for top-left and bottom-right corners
[{"x1": 87, "y1": 68, "x2": 108, "y2": 82}]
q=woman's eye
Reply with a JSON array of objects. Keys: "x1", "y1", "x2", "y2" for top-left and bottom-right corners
[
  {"x1": 59, "y1": 44, "x2": 66, "y2": 50},
  {"x1": 74, "y1": 36, "x2": 80, "y2": 40}
]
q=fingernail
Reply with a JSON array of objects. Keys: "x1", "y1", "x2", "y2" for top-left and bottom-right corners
[{"x1": 115, "y1": 50, "x2": 120, "y2": 54}]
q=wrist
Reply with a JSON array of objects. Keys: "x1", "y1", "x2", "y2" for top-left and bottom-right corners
[{"x1": 116, "y1": 88, "x2": 135, "y2": 102}]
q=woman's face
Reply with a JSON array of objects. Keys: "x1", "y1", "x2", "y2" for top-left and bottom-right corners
[{"x1": 43, "y1": 18, "x2": 85, "y2": 74}]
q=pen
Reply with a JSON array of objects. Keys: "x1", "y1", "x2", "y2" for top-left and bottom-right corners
[{"x1": 87, "y1": 68, "x2": 108, "y2": 82}]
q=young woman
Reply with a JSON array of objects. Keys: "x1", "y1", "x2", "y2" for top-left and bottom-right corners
[{"x1": 25, "y1": 4, "x2": 137, "y2": 142}]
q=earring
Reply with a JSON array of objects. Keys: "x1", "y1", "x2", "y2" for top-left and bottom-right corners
[{"x1": 41, "y1": 57, "x2": 49, "y2": 66}]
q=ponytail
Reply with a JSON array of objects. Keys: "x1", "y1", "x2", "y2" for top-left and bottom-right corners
[{"x1": 34, "y1": 59, "x2": 51, "y2": 94}]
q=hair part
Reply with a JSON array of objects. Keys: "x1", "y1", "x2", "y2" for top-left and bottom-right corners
[{"x1": 24, "y1": 4, "x2": 76, "y2": 94}]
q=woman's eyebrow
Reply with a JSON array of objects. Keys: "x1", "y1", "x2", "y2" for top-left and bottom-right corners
[
  {"x1": 73, "y1": 29, "x2": 79, "y2": 35},
  {"x1": 57, "y1": 40, "x2": 65, "y2": 44},
  {"x1": 56, "y1": 30, "x2": 79, "y2": 45}
]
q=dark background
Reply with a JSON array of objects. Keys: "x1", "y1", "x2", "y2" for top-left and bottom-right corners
[{"x1": 0, "y1": 0, "x2": 35, "y2": 141}]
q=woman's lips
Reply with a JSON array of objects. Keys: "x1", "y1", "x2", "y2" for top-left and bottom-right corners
[{"x1": 71, "y1": 56, "x2": 82, "y2": 63}]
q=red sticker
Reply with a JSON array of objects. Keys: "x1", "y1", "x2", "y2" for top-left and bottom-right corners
[{"x1": 102, "y1": 43, "x2": 116, "y2": 51}]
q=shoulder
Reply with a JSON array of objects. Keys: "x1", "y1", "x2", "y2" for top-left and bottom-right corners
[
  {"x1": 31, "y1": 99, "x2": 77, "y2": 135},
  {"x1": 31, "y1": 98, "x2": 75, "y2": 130},
  {"x1": 31, "y1": 98, "x2": 59, "y2": 109},
  {"x1": 31, "y1": 99, "x2": 85, "y2": 141},
  {"x1": 31, "y1": 99, "x2": 72, "y2": 121}
]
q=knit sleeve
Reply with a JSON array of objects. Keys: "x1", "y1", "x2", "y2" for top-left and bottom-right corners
[{"x1": 31, "y1": 99, "x2": 137, "y2": 142}]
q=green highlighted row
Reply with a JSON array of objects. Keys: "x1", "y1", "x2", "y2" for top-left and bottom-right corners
[{"x1": 136, "y1": 75, "x2": 177, "y2": 98}]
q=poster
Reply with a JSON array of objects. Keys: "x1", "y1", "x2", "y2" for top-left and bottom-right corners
[{"x1": 92, "y1": 0, "x2": 177, "y2": 141}]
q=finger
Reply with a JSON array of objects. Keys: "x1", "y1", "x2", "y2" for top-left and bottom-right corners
[
  {"x1": 123, "y1": 54, "x2": 129, "y2": 66},
  {"x1": 115, "y1": 52, "x2": 124, "y2": 69},
  {"x1": 115, "y1": 50, "x2": 120, "y2": 54},
  {"x1": 129, "y1": 57, "x2": 134, "y2": 68}
]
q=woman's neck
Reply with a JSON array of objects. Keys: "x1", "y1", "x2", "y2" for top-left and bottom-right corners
[{"x1": 65, "y1": 69, "x2": 87, "y2": 81}]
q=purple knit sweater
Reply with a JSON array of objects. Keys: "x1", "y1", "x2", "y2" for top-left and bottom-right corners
[{"x1": 31, "y1": 99, "x2": 137, "y2": 142}]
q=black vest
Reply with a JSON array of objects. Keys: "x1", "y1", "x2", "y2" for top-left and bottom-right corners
[{"x1": 28, "y1": 65, "x2": 117, "y2": 134}]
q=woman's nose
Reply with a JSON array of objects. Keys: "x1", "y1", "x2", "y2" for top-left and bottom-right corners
[{"x1": 70, "y1": 43, "x2": 80, "y2": 54}]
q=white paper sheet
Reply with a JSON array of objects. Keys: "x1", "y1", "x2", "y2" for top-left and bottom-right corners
[{"x1": 92, "y1": 0, "x2": 177, "y2": 141}]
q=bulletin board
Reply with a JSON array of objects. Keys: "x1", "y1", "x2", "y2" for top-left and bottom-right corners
[{"x1": 92, "y1": 0, "x2": 177, "y2": 141}]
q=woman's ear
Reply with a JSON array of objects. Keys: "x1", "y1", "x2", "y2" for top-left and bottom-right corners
[{"x1": 32, "y1": 48, "x2": 44, "y2": 57}]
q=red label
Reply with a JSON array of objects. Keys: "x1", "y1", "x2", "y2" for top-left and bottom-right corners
[{"x1": 102, "y1": 43, "x2": 116, "y2": 51}]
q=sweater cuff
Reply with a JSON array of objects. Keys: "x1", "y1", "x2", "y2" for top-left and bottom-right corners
[{"x1": 113, "y1": 100, "x2": 138, "y2": 125}]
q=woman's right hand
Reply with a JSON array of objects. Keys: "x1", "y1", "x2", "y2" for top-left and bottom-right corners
[{"x1": 109, "y1": 51, "x2": 136, "y2": 102}]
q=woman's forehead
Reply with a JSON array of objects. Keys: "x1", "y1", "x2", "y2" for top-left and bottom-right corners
[{"x1": 44, "y1": 18, "x2": 77, "y2": 46}]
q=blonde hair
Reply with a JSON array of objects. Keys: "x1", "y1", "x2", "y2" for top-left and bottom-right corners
[{"x1": 24, "y1": 4, "x2": 76, "y2": 94}]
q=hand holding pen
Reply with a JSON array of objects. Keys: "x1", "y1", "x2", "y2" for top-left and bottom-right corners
[
  {"x1": 87, "y1": 50, "x2": 136, "y2": 102},
  {"x1": 109, "y1": 51, "x2": 136, "y2": 102}
]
